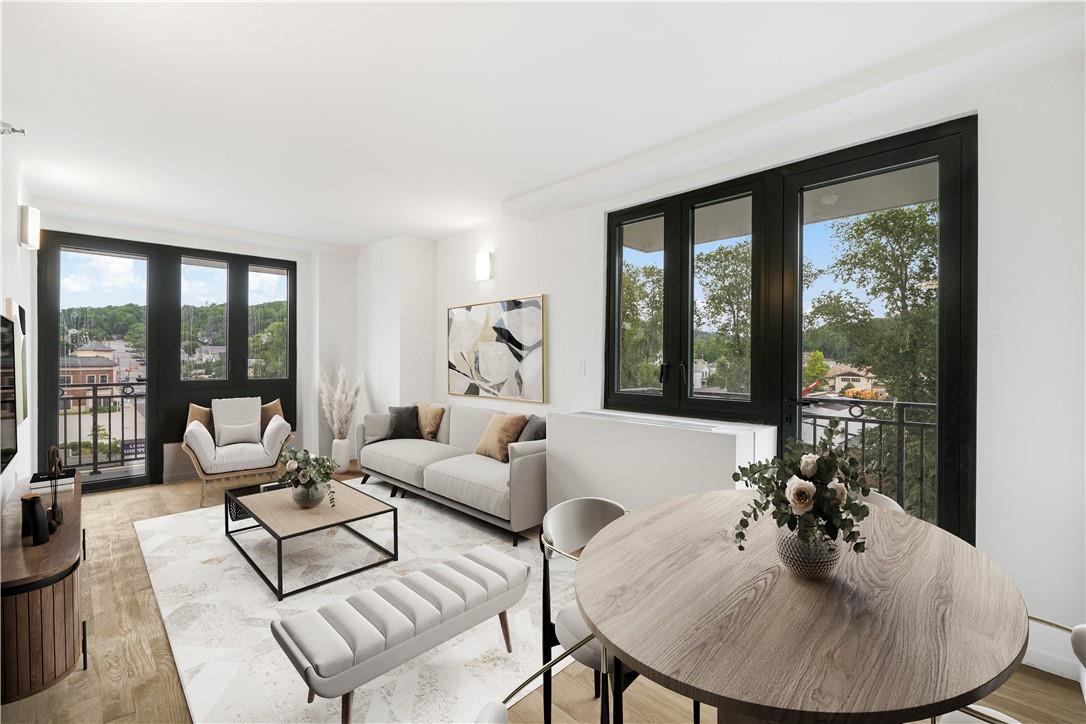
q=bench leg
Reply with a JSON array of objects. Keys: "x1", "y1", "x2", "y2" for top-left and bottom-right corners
[
  {"x1": 342, "y1": 690, "x2": 354, "y2": 724},
  {"x1": 498, "y1": 610, "x2": 512, "y2": 653},
  {"x1": 308, "y1": 689, "x2": 315, "y2": 704}
]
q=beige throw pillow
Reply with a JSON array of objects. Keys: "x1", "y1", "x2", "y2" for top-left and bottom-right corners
[
  {"x1": 475, "y1": 414, "x2": 529, "y2": 463},
  {"x1": 417, "y1": 403, "x2": 445, "y2": 441}
]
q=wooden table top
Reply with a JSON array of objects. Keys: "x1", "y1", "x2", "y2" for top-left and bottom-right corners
[
  {"x1": 575, "y1": 490, "x2": 1028, "y2": 723},
  {"x1": 235, "y1": 481, "x2": 393, "y2": 538},
  {"x1": 1, "y1": 473, "x2": 82, "y2": 591}
]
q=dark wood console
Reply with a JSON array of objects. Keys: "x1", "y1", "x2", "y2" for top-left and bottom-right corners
[{"x1": 1, "y1": 472, "x2": 85, "y2": 703}]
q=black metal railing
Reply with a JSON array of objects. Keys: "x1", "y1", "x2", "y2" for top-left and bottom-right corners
[
  {"x1": 800, "y1": 396, "x2": 937, "y2": 522},
  {"x1": 58, "y1": 381, "x2": 146, "y2": 475}
]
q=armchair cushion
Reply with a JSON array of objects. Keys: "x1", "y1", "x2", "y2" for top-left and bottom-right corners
[
  {"x1": 211, "y1": 397, "x2": 261, "y2": 446},
  {"x1": 218, "y1": 422, "x2": 260, "y2": 446}
]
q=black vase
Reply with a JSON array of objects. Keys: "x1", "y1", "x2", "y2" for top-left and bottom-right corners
[{"x1": 20, "y1": 494, "x2": 50, "y2": 546}]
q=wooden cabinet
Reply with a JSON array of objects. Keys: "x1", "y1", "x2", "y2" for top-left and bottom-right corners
[{"x1": 1, "y1": 473, "x2": 85, "y2": 704}]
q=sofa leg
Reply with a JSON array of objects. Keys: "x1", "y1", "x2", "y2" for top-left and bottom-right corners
[
  {"x1": 307, "y1": 689, "x2": 315, "y2": 704},
  {"x1": 498, "y1": 610, "x2": 512, "y2": 653},
  {"x1": 342, "y1": 690, "x2": 354, "y2": 724},
  {"x1": 389, "y1": 486, "x2": 397, "y2": 498},
  {"x1": 359, "y1": 473, "x2": 370, "y2": 485},
  {"x1": 512, "y1": 533, "x2": 519, "y2": 547}
]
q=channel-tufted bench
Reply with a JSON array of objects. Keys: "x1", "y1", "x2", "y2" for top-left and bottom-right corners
[{"x1": 271, "y1": 545, "x2": 531, "y2": 724}]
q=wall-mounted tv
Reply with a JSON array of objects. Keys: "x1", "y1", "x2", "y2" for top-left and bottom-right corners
[{"x1": 1, "y1": 315, "x2": 17, "y2": 472}]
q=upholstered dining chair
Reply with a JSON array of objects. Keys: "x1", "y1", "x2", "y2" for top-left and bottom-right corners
[
  {"x1": 540, "y1": 497, "x2": 625, "y2": 724},
  {"x1": 859, "y1": 489, "x2": 905, "y2": 513},
  {"x1": 475, "y1": 633, "x2": 595, "y2": 723}
]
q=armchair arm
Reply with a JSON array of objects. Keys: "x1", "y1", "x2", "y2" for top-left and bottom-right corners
[
  {"x1": 508, "y1": 440, "x2": 547, "y2": 532},
  {"x1": 183, "y1": 420, "x2": 217, "y2": 472},
  {"x1": 262, "y1": 414, "x2": 292, "y2": 459},
  {"x1": 357, "y1": 413, "x2": 391, "y2": 454}
]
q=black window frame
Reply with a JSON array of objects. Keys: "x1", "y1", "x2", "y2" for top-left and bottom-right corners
[{"x1": 604, "y1": 117, "x2": 977, "y2": 542}]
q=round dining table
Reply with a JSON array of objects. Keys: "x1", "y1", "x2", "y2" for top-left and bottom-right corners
[{"x1": 575, "y1": 490, "x2": 1028, "y2": 723}]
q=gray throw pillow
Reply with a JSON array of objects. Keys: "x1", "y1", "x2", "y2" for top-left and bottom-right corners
[
  {"x1": 518, "y1": 415, "x2": 546, "y2": 442},
  {"x1": 388, "y1": 405, "x2": 421, "y2": 439}
]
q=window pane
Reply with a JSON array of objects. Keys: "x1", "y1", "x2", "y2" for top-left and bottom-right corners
[
  {"x1": 692, "y1": 195, "x2": 752, "y2": 400},
  {"x1": 180, "y1": 257, "x2": 228, "y2": 380},
  {"x1": 800, "y1": 161, "x2": 939, "y2": 522},
  {"x1": 618, "y1": 215, "x2": 665, "y2": 394},
  {"x1": 248, "y1": 265, "x2": 289, "y2": 379}
]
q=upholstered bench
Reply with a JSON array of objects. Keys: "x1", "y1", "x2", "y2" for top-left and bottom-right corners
[{"x1": 271, "y1": 545, "x2": 531, "y2": 724}]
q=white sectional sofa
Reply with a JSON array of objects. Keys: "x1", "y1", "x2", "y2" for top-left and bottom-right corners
[{"x1": 355, "y1": 405, "x2": 546, "y2": 544}]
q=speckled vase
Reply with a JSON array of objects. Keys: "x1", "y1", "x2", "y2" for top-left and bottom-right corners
[
  {"x1": 291, "y1": 481, "x2": 328, "y2": 509},
  {"x1": 776, "y1": 527, "x2": 841, "y2": 580}
]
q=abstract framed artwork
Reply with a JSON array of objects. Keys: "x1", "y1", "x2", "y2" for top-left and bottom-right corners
[{"x1": 447, "y1": 294, "x2": 545, "y2": 402}]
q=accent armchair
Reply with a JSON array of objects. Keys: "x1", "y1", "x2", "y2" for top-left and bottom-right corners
[{"x1": 181, "y1": 397, "x2": 294, "y2": 506}]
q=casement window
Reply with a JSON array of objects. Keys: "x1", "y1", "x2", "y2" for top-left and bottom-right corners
[{"x1": 605, "y1": 118, "x2": 977, "y2": 541}]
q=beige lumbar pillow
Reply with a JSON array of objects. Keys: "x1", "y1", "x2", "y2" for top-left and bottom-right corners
[
  {"x1": 417, "y1": 403, "x2": 445, "y2": 441},
  {"x1": 475, "y1": 414, "x2": 529, "y2": 463}
]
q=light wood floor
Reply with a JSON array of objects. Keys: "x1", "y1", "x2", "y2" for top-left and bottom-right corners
[{"x1": 2, "y1": 479, "x2": 1082, "y2": 724}]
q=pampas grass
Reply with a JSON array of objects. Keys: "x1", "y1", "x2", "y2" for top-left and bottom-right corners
[{"x1": 319, "y1": 365, "x2": 361, "y2": 440}]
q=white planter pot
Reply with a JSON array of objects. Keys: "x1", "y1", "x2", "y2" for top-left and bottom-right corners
[{"x1": 331, "y1": 438, "x2": 353, "y2": 473}]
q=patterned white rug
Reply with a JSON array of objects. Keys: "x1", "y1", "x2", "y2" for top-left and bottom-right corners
[{"x1": 134, "y1": 478, "x2": 574, "y2": 723}]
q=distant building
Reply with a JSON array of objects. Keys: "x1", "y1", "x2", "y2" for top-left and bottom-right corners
[
  {"x1": 692, "y1": 358, "x2": 714, "y2": 389},
  {"x1": 824, "y1": 364, "x2": 878, "y2": 393},
  {"x1": 59, "y1": 355, "x2": 118, "y2": 410},
  {"x1": 193, "y1": 345, "x2": 225, "y2": 363},
  {"x1": 74, "y1": 341, "x2": 115, "y2": 362}
]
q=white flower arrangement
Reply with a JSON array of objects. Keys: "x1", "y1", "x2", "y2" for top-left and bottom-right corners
[
  {"x1": 319, "y1": 365, "x2": 362, "y2": 441},
  {"x1": 733, "y1": 420, "x2": 872, "y2": 553},
  {"x1": 280, "y1": 446, "x2": 337, "y2": 507}
]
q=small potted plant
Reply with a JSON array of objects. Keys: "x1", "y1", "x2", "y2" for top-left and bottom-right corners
[
  {"x1": 732, "y1": 420, "x2": 872, "y2": 579},
  {"x1": 280, "y1": 447, "x2": 337, "y2": 509}
]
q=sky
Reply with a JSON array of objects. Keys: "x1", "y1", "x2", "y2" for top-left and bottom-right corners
[{"x1": 60, "y1": 250, "x2": 288, "y2": 309}]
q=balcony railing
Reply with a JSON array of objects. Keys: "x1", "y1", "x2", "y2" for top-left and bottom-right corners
[
  {"x1": 58, "y1": 381, "x2": 146, "y2": 476},
  {"x1": 800, "y1": 396, "x2": 937, "y2": 522}
]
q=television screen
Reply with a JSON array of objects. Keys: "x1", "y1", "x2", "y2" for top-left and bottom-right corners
[{"x1": 1, "y1": 315, "x2": 16, "y2": 472}]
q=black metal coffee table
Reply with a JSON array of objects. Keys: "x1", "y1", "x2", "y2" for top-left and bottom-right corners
[{"x1": 224, "y1": 481, "x2": 397, "y2": 600}]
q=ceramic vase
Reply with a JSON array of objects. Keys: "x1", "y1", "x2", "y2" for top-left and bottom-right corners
[
  {"x1": 331, "y1": 438, "x2": 352, "y2": 473},
  {"x1": 292, "y1": 481, "x2": 328, "y2": 509},
  {"x1": 776, "y1": 527, "x2": 841, "y2": 580}
]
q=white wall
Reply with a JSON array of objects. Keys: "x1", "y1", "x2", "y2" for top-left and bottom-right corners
[{"x1": 431, "y1": 49, "x2": 1086, "y2": 678}]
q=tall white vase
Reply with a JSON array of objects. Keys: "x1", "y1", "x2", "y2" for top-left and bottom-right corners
[{"x1": 331, "y1": 438, "x2": 353, "y2": 473}]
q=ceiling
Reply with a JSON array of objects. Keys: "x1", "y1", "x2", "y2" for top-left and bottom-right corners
[{"x1": 1, "y1": 2, "x2": 1046, "y2": 246}]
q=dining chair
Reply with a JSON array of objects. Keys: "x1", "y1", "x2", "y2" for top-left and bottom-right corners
[
  {"x1": 540, "y1": 497, "x2": 625, "y2": 724},
  {"x1": 859, "y1": 489, "x2": 905, "y2": 513}
]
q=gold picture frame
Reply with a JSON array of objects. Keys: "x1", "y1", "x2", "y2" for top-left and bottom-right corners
[{"x1": 447, "y1": 294, "x2": 546, "y2": 403}]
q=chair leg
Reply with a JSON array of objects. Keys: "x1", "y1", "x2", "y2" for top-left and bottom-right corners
[
  {"x1": 498, "y1": 610, "x2": 512, "y2": 653},
  {"x1": 599, "y1": 645, "x2": 610, "y2": 724},
  {"x1": 341, "y1": 690, "x2": 354, "y2": 724},
  {"x1": 200, "y1": 479, "x2": 207, "y2": 507},
  {"x1": 307, "y1": 689, "x2": 315, "y2": 704},
  {"x1": 593, "y1": 670, "x2": 601, "y2": 699},
  {"x1": 611, "y1": 657, "x2": 624, "y2": 724},
  {"x1": 693, "y1": 700, "x2": 700, "y2": 724}
]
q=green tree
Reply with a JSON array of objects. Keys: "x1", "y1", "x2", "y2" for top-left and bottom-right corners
[
  {"x1": 618, "y1": 261, "x2": 664, "y2": 390},
  {"x1": 248, "y1": 320, "x2": 288, "y2": 378},
  {"x1": 695, "y1": 241, "x2": 752, "y2": 395},
  {"x1": 124, "y1": 322, "x2": 147, "y2": 355},
  {"x1": 802, "y1": 350, "x2": 829, "y2": 387}
]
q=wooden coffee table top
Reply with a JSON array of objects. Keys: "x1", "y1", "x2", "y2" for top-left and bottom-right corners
[
  {"x1": 235, "y1": 481, "x2": 393, "y2": 538},
  {"x1": 575, "y1": 490, "x2": 1028, "y2": 723}
]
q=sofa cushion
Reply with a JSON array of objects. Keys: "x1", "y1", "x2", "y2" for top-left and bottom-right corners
[
  {"x1": 424, "y1": 453, "x2": 511, "y2": 520},
  {"x1": 388, "y1": 405, "x2": 421, "y2": 440},
  {"x1": 208, "y1": 442, "x2": 274, "y2": 474},
  {"x1": 360, "y1": 439, "x2": 467, "y2": 487},
  {"x1": 448, "y1": 406, "x2": 501, "y2": 452},
  {"x1": 475, "y1": 414, "x2": 528, "y2": 463}
]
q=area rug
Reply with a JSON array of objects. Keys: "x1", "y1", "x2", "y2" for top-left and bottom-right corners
[{"x1": 134, "y1": 479, "x2": 575, "y2": 723}]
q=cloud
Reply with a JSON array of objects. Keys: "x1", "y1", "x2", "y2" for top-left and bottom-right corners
[
  {"x1": 248, "y1": 270, "x2": 288, "y2": 304},
  {"x1": 61, "y1": 253, "x2": 146, "y2": 301}
]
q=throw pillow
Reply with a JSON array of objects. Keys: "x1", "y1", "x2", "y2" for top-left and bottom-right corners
[
  {"x1": 388, "y1": 405, "x2": 422, "y2": 439},
  {"x1": 217, "y1": 422, "x2": 261, "y2": 446},
  {"x1": 475, "y1": 414, "x2": 529, "y2": 463},
  {"x1": 417, "y1": 403, "x2": 445, "y2": 441},
  {"x1": 518, "y1": 414, "x2": 547, "y2": 442},
  {"x1": 211, "y1": 397, "x2": 261, "y2": 446}
]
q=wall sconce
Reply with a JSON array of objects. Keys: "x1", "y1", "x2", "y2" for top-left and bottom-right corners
[
  {"x1": 19, "y1": 206, "x2": 40, "y2": 250},
  {"x1": 475, "y1": 251, "x2": 492, "y2": 281}
]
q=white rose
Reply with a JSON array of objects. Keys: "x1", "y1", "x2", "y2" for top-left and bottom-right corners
[
  {"x1": 799, "y1": 453, "x2": 820, "y2": 478},
  {"x1": 785, "y1": 475, "x2": 816, "y2": 515},
  {"x1": 285, "y1": 459, "x2": 298, "y2": 472},
  {"x1": 298, "y1": 469, "x2": 311, "y2": 483},
  {"x1": 827, "y1": 478, "x2": 847, "y2": 507}
]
